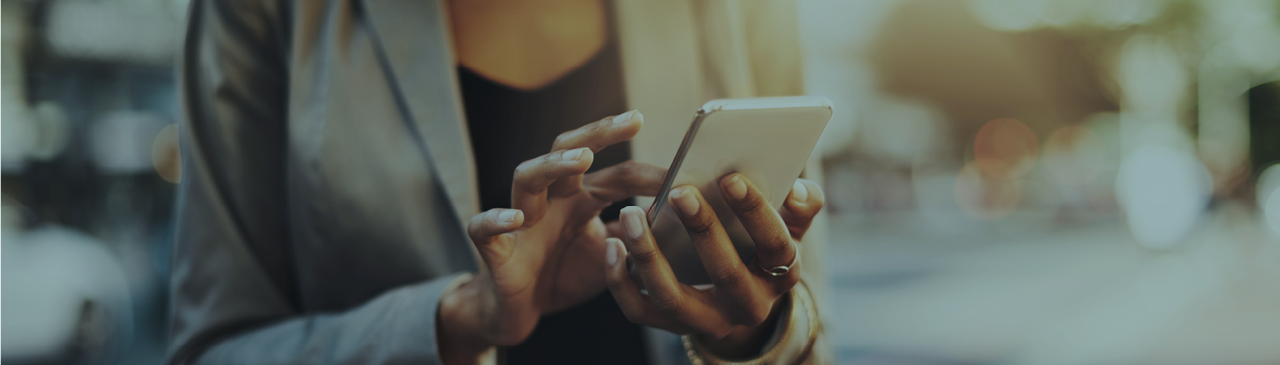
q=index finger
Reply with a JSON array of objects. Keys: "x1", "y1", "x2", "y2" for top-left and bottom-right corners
[
  {"x1": 550, "y1": 110, "x2": 643, "y2": 152},
  {"x1": 582, "y1": 161, "x2": 667, "y2": 203},
  {"x1": 548, "y1": 110, "x2": 644, "y2": 197},
  {"x1": 512, "y1": 148, "x2": 594, "y2": 225}
]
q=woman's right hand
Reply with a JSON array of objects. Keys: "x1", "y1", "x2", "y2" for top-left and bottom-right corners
[{"x1": 437, "y1": 111, "x2": 666, "y2": 364}]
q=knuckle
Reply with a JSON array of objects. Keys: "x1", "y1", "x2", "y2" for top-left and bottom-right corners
[
  {"x1": 552, "y1": 133, "x2": 573, "y2": 149},
  {"x1": 610, "y1": 162, "x2": 634, "y2": 182},
  {"x1": 728, "y1": 297, "x2": 772, "y2": 327},
  {"x1": 683, "y1": 218, "x2": 717, "y2": 240},
  {"x1": 651, "y1": 294, "x2": 686, "y2": 316},
  {"x1": 709, "y1": 265, "x2": 744, "y2": 288},
  {"x1": 759, "y1": 239, "x2": 793, "y2": 259},
  {"x1": 513, "y1": 160, "x2": 536, "y2": 180},
  {"x1": 618, "y1": 160, "x2": 639, "y2": 176},
  {"x1": 735, "y1": 195, "x2": 768, "y2": 214},
  {"x1": 591, "y1": 117, "x2": 611, "y2": 131},
  {"x1": 741, "y1": 306, "x2": 771, "y2": 327},
  {"x1": 629, "y1": 247, "x2": 660, "y2": 263},
  {"x1": 628, "y1": 247, "x2": 661, "y2": 265}
]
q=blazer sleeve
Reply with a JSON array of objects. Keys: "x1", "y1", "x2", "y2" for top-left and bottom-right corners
[{"x1": 167, "y1": 0, "x2": 460, "y2": 364}]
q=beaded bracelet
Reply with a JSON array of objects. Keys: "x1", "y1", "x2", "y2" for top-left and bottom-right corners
[{"x1": 682, "y1": 280, "x2": 819, "y2": 365}]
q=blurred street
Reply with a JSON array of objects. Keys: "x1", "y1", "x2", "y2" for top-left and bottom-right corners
[{"x1": 826, "y1": 208, "x2": 1280, "y2": 365}]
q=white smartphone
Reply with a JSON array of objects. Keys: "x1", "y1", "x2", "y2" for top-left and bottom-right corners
[{"x1": 644, "y1": 96, "x2": 832, "y2": 286}]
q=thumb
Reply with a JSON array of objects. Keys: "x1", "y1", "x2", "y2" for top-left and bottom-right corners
[{"x1": 468, "y1": 208, "x2": 524, "y2": 267}]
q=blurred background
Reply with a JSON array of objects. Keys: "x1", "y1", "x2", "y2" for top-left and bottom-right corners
[{"x1": 1, "y1": 0, "x2": 1278, "y2": 364}]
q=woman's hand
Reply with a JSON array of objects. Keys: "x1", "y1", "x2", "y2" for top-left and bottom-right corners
[
  {"x1": 438, "y1": 111, "x2": 666, "y2": 364},
  {"x1": 604, "y1": 174, "x2": 824, "y2": 358}
]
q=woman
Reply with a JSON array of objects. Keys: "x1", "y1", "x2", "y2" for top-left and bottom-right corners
[{"x1": 169, "y1": 0, "x2": 829, "y2": 364}]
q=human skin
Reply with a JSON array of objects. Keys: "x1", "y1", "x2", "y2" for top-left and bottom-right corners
[{"x1": 437, "y1": 110, "x2": 824, "y2": 363}]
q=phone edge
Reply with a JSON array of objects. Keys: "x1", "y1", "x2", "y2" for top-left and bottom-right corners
[
  {"x1": 647, "y1": 109, "x2": 711, "y2": 225},
  {"x1": 646, "y1": 96, "x2": 834, "y2": 224}
]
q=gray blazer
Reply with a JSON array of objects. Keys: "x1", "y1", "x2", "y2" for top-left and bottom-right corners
[{"x1": 170, "y1": 0, "x2": 828, "y2": 364}]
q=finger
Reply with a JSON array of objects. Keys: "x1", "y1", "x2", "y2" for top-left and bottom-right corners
[
  {"x1": 604, "y1": 238, "x2": 696, "y2": 334},
  {"x1": 667, "y1": 186, "x2": 755, "y2": 294},
  {"x1": 582, "y1": 161, "x2": 668, "y2": 202},
  {"x1": 668, "y1": 186, "x2": 777, "y2": 326},
  {"x1": 550, "y1": 110, "x2": 644, "y2": 152},
  {"x1": 549, "y1": 111, "x2": 644, "y2": 197},
  {"x1": 467, "y1": 208, "x2": 524, "y2": 267},
  {"x1": 778, "y1": 179, "x2": 824, "y2": 240},
  {"x1": 618, "y1": 206, "x2": 730, "y2": 336},
  {"x1": 606, "y1": 220, "x2": 626, "y2": 239},
  {"x1": 719, "y1": 174, "x2": 798, "y2": 287},
  {"x1": 512, "y1": 148, "x2": 594, "y2": 225}
]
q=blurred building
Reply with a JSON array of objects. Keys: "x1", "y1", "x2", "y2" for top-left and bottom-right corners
[
  {"x1": 3, "y1": 0, "x2": 185, "y2": 363},
  {"x1": 800, "y1": 0, "x2": 1280, "y2": 364}
]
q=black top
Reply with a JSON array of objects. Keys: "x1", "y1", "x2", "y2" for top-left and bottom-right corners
[{"x1": 457, "y1": 33, "x2": 649, "y2": 365}]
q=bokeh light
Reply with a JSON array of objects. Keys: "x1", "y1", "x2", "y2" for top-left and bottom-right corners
[
  {"x1": 974, "y1": 118, "x2": 1040, "y2": 180},
  {"x1": 1258, "y1": 164, "x2": 1280, "y2": 208},
  {"x1": 1043, "y1": 125, "x2": 1105, "y2": 186},
  {"x1": 1224, "y1": 2, "x2": 1280, "y2": 74},
  {"x1": 1118, "y1": 36, "x2": 1186, "y2": 113},
  {"x1": 968, "y1": 0, "x2": 1047, "y2": 32},
  {"x1": 88, "y1": 111, "x2": 169, "y2": 174},
  {"x1": 1266, "y1": 187, "x2": 1280, "y2": 239},
  {"x1": 856, "y1": 98, "x2": 945, "y2": 166},
  {"x1": 151, "y1": 123, "x2": 181, "y2": 183},
  {"x1": 955, "y1": 161, "x2": 1023, "y2": 219},
  {"x1": 1089, "y1": 0, "x2": 1163, "y2": 29},
  {"x1": 1259, "y1": 164, "x2": 1280, "y2": 239},
  {"x1": 968, "y1": 0, "x2": 1163, "y2": 32},
  {"x1": 1115, "y1": 146, "x2": 1212, "y2": 248}
]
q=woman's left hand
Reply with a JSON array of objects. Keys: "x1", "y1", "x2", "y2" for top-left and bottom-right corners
[{"x1": 604, "y1": 174, "x2": 824, "y2": 358}]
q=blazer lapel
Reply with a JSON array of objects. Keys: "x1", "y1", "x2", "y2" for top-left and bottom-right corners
[{"x1": 361, "y1": 0, "x2": 481, "y2": 230}]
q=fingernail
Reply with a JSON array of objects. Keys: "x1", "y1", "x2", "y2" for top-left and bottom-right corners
[
  {"x1": 621, "y1": 206, "x2": 645, "y2": 240},
  {"x1": 790, "y1": 180, "x2": 808, "y2": 203},
  {"x1": 562, "y1": 147, "x2": 587, "y2": 161},
  {"x1": 615, "y1": 110, "x2": 637, "y2": 124},
  {"x1": 670, "y1": 187, "x2": 700, "y2": 215},
  {"x1": 726, "y1": 176, "x2": 747, "y2": 200},
  {"x1": 606, "y1": 238, "x2": 626, "y2": 265},
  {"x1": 606, "y1": 238, "x2": 618, "y2": 265},
  {"x1": 498, "y1": 209, "x2": 520, "y2": 223}
]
